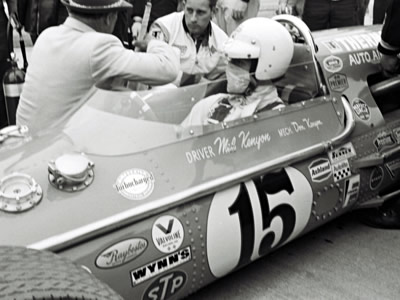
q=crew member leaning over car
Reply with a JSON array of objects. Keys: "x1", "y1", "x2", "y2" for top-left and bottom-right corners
[
  {"x1": 377, "y1": 0, "x2": 400, "y2": 78},
  {"x1": 147, "y1": 0, "x2": 228, "y2": 86},
  {"x1": 181, "y1": 18, "x2": 293, "y2": 127},
  {"x1": 16, "y1": 0, "x2": 179, "y2": 135}
]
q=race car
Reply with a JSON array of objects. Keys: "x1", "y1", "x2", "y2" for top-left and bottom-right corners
[{"x1": 1, "y1": 15, "x2": 400, "y2": 300}]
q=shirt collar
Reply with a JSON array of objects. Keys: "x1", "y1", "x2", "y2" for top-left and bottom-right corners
[{"x1": 63, "y1": 17, "x2": 97, "y2": 33}]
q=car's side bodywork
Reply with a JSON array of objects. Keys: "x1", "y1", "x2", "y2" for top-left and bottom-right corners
[{"x1": 1, "y1": 16, "x2": 400, "y2": 300}]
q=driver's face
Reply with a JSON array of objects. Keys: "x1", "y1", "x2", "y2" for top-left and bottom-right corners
[{"x1": 183, "y1": 0, "x2": 212, "y2": 36}]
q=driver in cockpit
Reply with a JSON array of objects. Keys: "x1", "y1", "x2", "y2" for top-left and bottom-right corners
[{"x1": 181, "y1": 17, "x2": 294, "y2": 127}]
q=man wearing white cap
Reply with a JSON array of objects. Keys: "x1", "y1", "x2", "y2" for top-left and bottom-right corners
[{"x1": 16, "y1": 0, "x2": 179, "y2": 134}]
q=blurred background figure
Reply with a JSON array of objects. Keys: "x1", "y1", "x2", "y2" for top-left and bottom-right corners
[
  {"x1": 18, "y1": 0, "x2": 68, "y2": 44},
  {"x1": 131, "y1": 0, "x2": 183, "y2": 40},
  {"x1": 1, "y1": 0, "x2": 20, "y2": 129},
  {"x1": 214, "y1": 0, "x2": 260, "y2": 35},
  {"x1": 373, "y1": 0, "x2": 391, "y2": 24},
  {"x1": 278, "y1": 0, "x2": 360, "y2": 30}
]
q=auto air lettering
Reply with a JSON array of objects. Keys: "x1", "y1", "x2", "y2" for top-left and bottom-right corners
[
  {"x1": 206, "y1": 167, "x2": 313, "y2": 278},
  {"x1": 349, "y1": 50, "x2": 381, "y2": 66}
]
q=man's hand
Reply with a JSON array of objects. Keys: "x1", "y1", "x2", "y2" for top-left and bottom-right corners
[
  {"x1": 277, "y1": 0, "x2": 293, "y2": 15},
  {"x1": 380, "y1": 53, "x2": 400, "y2": 78},
  {"x1": 131, "y1": 17, "x2": 142, "y2": 41},
  {"x1": 232, "y1": 0, "x2": 248, "y2": 21}
]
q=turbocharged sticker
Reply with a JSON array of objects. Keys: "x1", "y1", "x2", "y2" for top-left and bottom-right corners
[
  {"x1": 352, "y1": 98, "x2": 370, "y2": 121},
  {"x1": 343, "y1": 175, "x2": 360, "y2": 208},
  {"x1": 114, "y1": 168, "x2": 155, "y2": 200},
  {"x1": 328, "y1": 142, "x2": 356, "y2": 163},
  {"x1": 328, "y1": 73, "x2": 348, "y2": 92},
  {"x1": 309, "y1": 158, "x2": 332, "y2": 182},
  {"x1": 333, "y1": 160, "x2": 351, "y2": 182},
  {"x1": 323, "y1": 55, "x2": 343, "y2": 73},
  {"x1": 152, "y1": 215, "x2": 184, "y2": 254},
  {"x1": 370, "y1": 167, "x2": 384, "y2": 190},
  {"x1": 130, "y1": 246, "x2": 191, "y2": 286},
  {"x1": 374, "y1": 131, "x2": 396, "y2": 151},
  {"x1": 96, "y1": 238, "x2": 148, "y2": 269}
]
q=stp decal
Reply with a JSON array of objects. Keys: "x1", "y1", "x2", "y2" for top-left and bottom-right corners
[
  {"x1": 114, "y1": 168, "x2": 155, "y2": 201},
  {"x1": 152, "y1": 215, "x2": 184, "y2": 254},
  {"x1": 143, "y1": 271, "x2": 187, "y2": 300},
  {"x1": 96, "y1": 238, "x2": 147, "y2": 269},
  {"x1": 323, "y1": 55, "x2": 343, "y2": 73},
  {"x1": 352, "y1": 98, "x2": 370, "y2": 121},
  {"x1": 207, "y1": 167, "x2": 313, "y2": 278},
  {"x1": 131, "y1": 246, "x2": 191, "y2": 286}
]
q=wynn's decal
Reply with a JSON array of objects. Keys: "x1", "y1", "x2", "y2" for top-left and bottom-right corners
[
  {"x1": 130, "y1": 246, "x2": 191, "y2": 286},
  {"x1": 207, "y1": 167, "x2": 313, "y2": 278}
]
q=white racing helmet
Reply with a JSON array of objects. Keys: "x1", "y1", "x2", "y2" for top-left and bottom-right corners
[{"x1": 223, "y1": 17, "x2": 294, "y2": 80}]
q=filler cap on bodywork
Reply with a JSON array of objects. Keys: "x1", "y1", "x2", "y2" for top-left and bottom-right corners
[
  {"x1": 48, "y1": 153, "x2": 95, "y2": 192},
  {"x1": 0, "y1": 173, "x2": 43, "y2": 213}
]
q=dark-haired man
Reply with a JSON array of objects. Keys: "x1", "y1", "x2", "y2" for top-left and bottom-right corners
[{"x1": 16, "y1": 0, "x2": 179, "y2": 134}]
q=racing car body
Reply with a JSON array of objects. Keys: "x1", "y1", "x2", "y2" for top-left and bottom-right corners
[{"x1": 1, "y1": 15, "x2": 400, "y2": 300}]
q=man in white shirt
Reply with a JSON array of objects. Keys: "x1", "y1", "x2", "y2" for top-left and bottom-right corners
[
  {"x1": 148, "y1": 0, "x2": 228, "y2": 86},
  {"x1": 16, "y1": 0, "x2": 179, "y2": 134}
]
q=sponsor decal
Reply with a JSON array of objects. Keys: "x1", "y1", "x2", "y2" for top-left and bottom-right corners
[
  {"x1": 96, "y1": 238, "x2": 148, "y2": 269},
  {"x1": 393, "y1": 127, "x2": 400, "y2": 143},
  {"x1": 152, "y1": 215, "x2": 184, "y2": 254},
  {"x1": 131, "y1": 246, "x2": 191, "y2": 286},
  {"x1": 352, "y1": 98, "x2": 370, "y2": 121},
  {"x1": 332, "y1": 160, "x2": 351, "y2": 182},
  {"x1": 373, "y1": 131, "x2": 396, "y2": 151},
  {"x1": 385, "y1": 158, "x2": 400, "y2": 179},
  {"x1": 328, "y1": 73, "x2": 349, "y2": 92},
  {"x1": 328, "y1": 142, "x2": 356, "y2": 163},
  {"x1": 308, "y1": 158, "x2": 332, "y2": 183},
  {"x1": 321, "y1": 32, "x2": 380, "y2": 54},
  {"x1": 323, "y1": 55, "x2": 343, "y2": 73},
  {"x1": 322, "y1": 40, "x2": 343, "y2": 53},
  {"x1": 143, "y1": 271, "x2": 187, "y2": 300},
  {"x1": 370, "y1": 167, "x2": 384, "y2": 190},
  {"x1": 349, "y1": 50, "x2": 381, "y2": 66},
  {"x1": 343, "y1": 175, "x2": 360, "y2": 208},
  {"x1": 114, "y1": 168, "x2": 155, "y2": 200}
]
